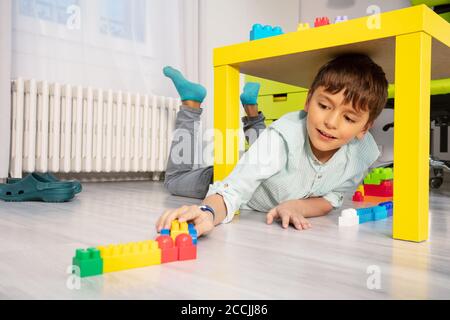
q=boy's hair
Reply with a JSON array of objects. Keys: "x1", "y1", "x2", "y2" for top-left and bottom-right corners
[{"x1": 307, "y1": 54, "x2": 388, "y2": 126}]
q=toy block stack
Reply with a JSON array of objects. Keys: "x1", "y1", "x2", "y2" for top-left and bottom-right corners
[
  {"x1": 297, "y1": 15, "x2": 350, "y2": 31},
  {"x1": 72, "y1": 220, "x2": 197, "y2": 278},
  {"x1": 314, "y1": 17, "x2": 330, "y2": 27},
  {"x1": 250, "y1": 24, "x2": 283, "y2": 40},
  {"x1": 338, "y1": 201, "x2": 393, "y2": 227},
  {"x1": 352, "y1": 168, "x2": 393, "y2": 203}
]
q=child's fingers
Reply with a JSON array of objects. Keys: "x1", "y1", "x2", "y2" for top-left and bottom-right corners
[
  {"x1": 291, "y1": 216, "x2": 303, "y2": 230},
  {"x1": 162, "y1": 205, "x2": 191, "y2": 230},
  {"x1": 266, "y1": 208, "x2": 279, "y2": 224},
  {"x1": 194, "y1": 219, "x2": 210, "y2": 237},
  {"x1": 156, "y1": 209, "x2": 172, "y2": 232},
  {"x1": 280, "y1": 211, "x2": 290, "y2": 229},
  {"x1": 299, "y1": 216, "x2": 312, "y2": 229},
  {"x1": 178, "y1": 207, "x2": 203, "y2": 223}
]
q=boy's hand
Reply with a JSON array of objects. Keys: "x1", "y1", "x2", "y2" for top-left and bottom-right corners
[
  {"x1": 156, "y1": 205, "x2": 214, "y2": 237},
  {"x1": 266, "y1": 199, "x2": 312, "y2": 230}
]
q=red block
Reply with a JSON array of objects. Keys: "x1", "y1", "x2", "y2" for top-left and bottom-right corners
[
  {"x1": 314, "y1": 17, "x2": 330, "y2": 27},
  {"x1": 156, "y1": 235, "x2": 178, "y2": 263},
  {"x1": 364, "y1": 180, "x2": 393, "y2": 197},
  {"x1": 352, "y1": 191, "x2": 364, "y2": 202},
  {"x1": 175, "y1": 234, "x2": 197, "y2": 261}
]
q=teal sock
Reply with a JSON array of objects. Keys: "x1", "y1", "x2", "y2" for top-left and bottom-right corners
[
  {"x1": 163, "y1": 66, "x2": 206, "y2": 103},
  {"x1": 240, "y1": 82, "x2": 260, "y2": 105}
]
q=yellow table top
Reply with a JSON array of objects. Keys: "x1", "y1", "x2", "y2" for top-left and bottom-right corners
[{"x1": 214, "y1": 4, "x2": 450, "y2": 87}]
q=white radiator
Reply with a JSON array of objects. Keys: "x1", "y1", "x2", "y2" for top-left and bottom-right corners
[{"x1": 10, "y1": 78, "x2": 181, "y2": 179}]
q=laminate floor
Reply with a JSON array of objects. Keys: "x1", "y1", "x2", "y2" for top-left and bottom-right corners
[{"x1": 0, "y1": 179, "x2": 449, "y2": 299}]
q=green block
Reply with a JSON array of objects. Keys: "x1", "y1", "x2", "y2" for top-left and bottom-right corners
[
  {"x1": 72, "y1": 248, "x2": 103, "y2": 278},
  {"x1": 364, "y1": 168, "x2": 393, "y2": 185}
]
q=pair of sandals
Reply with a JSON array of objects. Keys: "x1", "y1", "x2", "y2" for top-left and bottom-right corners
[{"x1": 0, "y1": 173, "x2": 82, "y2": 202}]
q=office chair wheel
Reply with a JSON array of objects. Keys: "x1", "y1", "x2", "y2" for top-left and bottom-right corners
[{"x1": 430, "y1": 177, "x2": 443, "y2": 189}]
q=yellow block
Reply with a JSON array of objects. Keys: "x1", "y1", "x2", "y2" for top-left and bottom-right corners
[
  {"x1": 357, "y1": 184, "x2": 364, "y2": 196},
  {"x1": 98, "y1": 240, "x2": 161, "y2": 273},
  {"x1": 170, "y1": 220, "x2": 189, "y2": 242},
  {"x1": 297, "y1": 23, "x2": 310, "y2": 31}
]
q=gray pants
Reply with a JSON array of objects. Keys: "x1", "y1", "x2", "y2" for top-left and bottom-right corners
[{"x1": 164, "y1": 105, "x2": 267, "y2": 199}]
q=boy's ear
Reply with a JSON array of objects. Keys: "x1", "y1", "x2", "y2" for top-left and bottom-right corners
[
  {"x1": 356, "y1": 121, "x2": 373, "y2": 140},
  {"x1": 304, "y1": 94, "x2": 312, "y2": 112}
]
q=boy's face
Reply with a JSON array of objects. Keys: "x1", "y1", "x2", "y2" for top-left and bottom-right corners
[{"x1": 304, "y1": 86, "x2": 371, "y2": 162}]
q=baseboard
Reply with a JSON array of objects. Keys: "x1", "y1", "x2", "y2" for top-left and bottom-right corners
[{"x1": 22, "y1": 172, "x2": 166, "y2": 183}]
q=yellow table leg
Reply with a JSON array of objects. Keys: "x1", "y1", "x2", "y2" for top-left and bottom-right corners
[
  {"x1": 213, "y1": 65, "x2": 240, "y2": 182},
  {"x1": 393, "y1": 32, "x2": 431, "y2": 242}
]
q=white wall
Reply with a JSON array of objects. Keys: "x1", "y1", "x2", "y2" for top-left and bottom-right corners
[
  {"x1": 198, "y1": 0, "x2": 300, "y2": 165},
  {"x1": 299, "y1": 0, "x2": 411, "y2": 24},
  {"x1": 0, "y1": 0, "x2": 12, "y2": 179}
]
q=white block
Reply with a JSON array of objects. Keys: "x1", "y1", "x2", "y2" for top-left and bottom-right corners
[
  {"x1": 339, "y1": 215, "x2": 359, "y2": 227},
  {"x1": 341, "y1": 208, "x2": 357, "y2": 218}
]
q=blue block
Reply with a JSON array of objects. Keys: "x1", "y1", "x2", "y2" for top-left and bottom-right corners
[
  {"x1": 373, "y1": 206, "x2": 388, "y2": 221},
  {"x1": 378, "y1": 201, "x2": 393, "y2": 217},
  {"x1": 250, "y1": 24, "x2": 283, "y2": 40},
  {"x1": 161, "y1": 229, "x2": 170, "y2": 236},
  {"x1": 188, "y1": 223, "x2": 198, "y2": 245},
  {"x1": 358, "y1": 212, "x2": 373, "y2": 224},
  {"x1": 356, "y1": 207, "x2": 373, "y2": 224}
]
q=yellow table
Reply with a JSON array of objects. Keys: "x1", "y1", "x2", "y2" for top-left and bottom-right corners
[{"x1": 212, "y1": 5, "x2": 450, "y2": 242}]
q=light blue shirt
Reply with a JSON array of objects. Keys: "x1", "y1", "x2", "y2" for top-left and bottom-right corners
[{"x1": 206, "y1": 110, "x2": 380, "y2": 223}]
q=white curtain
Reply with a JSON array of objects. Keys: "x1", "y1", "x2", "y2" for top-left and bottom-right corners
[{"x1": 11, "y1": 0, "x2": 197, "y2": 97}]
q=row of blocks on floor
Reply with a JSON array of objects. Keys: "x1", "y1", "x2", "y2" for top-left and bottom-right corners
[
  {"x1": 353, "y1": 168, "x2": 394, "y2": 201},
  {"x1": 339, "y1": 201, "x2": 393, "y2": 227},
  {"x1": 72, "y1": 221, "x2": 198, "y2": 278}
]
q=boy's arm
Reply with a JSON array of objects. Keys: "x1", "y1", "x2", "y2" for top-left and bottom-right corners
[
  {"x1": 296, "y1": 197, "x2": 334, "y2": 218},
  {"x1": 202, "y1": 128, "x2": 288, "y2": 224},
  {"x1": 201, "y1": 194, "x2": 227, "y2": 226}
]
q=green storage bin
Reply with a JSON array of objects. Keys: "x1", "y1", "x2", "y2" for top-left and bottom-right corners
[{"x1": 245, "y1": 75, "x2": 308, "y2": 124}]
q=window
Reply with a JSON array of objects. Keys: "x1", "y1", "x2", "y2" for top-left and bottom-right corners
[
  {"x1": 99, "y1": 0, "x2": 146, "y2": 42},
  {"x1": 19, "y1": 0, "x2": 80, "y2": 25}
]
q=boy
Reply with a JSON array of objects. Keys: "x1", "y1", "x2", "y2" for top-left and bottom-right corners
[{"x1": 156, "y1": 54, "x2": 388, "y2": 237}]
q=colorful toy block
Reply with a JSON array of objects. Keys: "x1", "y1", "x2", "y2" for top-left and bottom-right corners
[
  {"x1": 314, "y1": 17, "x2": 330, "y2": 27},
  {"x1": 363, "y1": 168, "x2": 393, "y2": 185},
  {"x1": 188, "y1": 223, "x2": 198, "y2": 245},
  {"x1": 372, "y1": 206, "x2": 388, "y2": 220},
  {"x1": 72, "y1": 248, "x2": 103, "y2": 278},
  {"x1": 297, "y1": 22, "x2": 310, "y2": 31},
  {"x1": 250, "y1": 24, "x2": 283, "y2": 40},
  {"x1": 72, "y1": 218, "x2": 200, "y2": 278},
  {"x1": 170, "y1": 220, "x2": 189, "y2": 242},
  {"x1": 340, "y1": 205, "x2": 390, "y2": 227},
  {"x1": 378, "y1": 201, "x2": 393, "y2": 217},
  {"x1": 352, "y1": 191, "x2": 364, "y2": 202},
  {"x1": 334, "y1": 15, "x2": 348, "y2": 23},
  {"x1": 97, "y1": 240, "x2": 161, "y2": 273},
  {"x1": 156, "y1": 235, "x2": 178, "y2": 263},
  {"x1": 357, "y1": 184, "x2": 364, "y2": 196},
  {"x1": 364, "y1": 179, "x2": 393, "y2": 197},
  {"x1": 356, "y1": 205, "x2": 388, "y2": 224},
  {"x1": 176, "y1": 234, "x2": 197, "y2": 261},
  {"x1": 338, "y1": 208, "x2": 359, "y2": 226}
]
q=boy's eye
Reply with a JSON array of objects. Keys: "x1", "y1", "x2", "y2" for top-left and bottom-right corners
[
  {"x1": 319, "y1": 103, "x2": 328, "y2": 109},
  {"x1": 345, "y1": 116, "x2": 355, "y2": 123}
]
